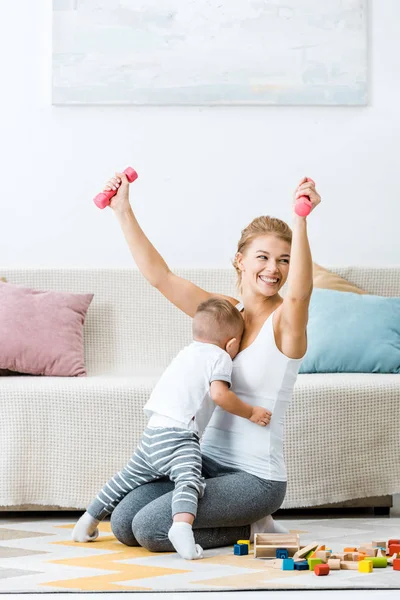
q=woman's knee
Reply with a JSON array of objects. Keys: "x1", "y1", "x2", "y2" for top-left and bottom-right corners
[
  {"x1": 110, "y1": 504, "x2": 138, "y2": 547},
  {"x1": 132, "y1": 508, "x2": 171, "y2": 553}
]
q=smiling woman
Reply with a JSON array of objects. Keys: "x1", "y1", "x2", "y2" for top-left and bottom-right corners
[{"x1": 93, "y1": 171, "x2": 321, "y2": 553}]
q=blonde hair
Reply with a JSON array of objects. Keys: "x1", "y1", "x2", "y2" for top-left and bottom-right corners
[
  {"x1": 193, "y1": 297, "x2": 244, "y2": 345},
  {"x1": 232, "y1": 216, "x2": 292, "y2": 292}
]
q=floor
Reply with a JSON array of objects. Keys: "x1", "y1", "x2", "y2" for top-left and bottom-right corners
[{"x1": 0, "y1": 496, "x2": 399, "y2": 598}]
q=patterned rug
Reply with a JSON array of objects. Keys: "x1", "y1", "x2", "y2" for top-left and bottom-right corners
[{"x1": 0, "y1": 516, "x2": 399, "y2": 592}]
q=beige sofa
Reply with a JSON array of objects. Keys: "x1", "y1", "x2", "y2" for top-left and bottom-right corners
[{"x1": 0, "y1": 267, "x2": 399, "y2": 512}]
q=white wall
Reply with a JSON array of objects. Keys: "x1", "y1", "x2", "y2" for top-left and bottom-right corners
[{"x1": 1, "y1": 0, "x2": 399, "y2": 268}]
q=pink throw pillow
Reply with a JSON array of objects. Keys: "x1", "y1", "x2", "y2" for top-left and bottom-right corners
[{"x1": 0, "y1": 281, "x2": 93, "y2": 377}]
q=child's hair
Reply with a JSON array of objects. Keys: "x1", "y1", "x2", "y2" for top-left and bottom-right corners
[
  {"x1": 193, "y1": 297, "x2": 244, "y2": 346},
  {"x1": 232, "y1": 216, "x2": 292, "y2": 291}
]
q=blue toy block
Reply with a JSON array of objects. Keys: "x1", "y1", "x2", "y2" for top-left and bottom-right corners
[
  {"x1": 294, "y1": 560, "x2": 309, "y2": 570},
  {"x1": 234, "y1": 543, "x2": 249, "y2": 556},
  {"x1": 276, "y1": 548, "x2": 289, "y2": 559},
  {"x1": 282, "y1": 558, "x2": 295, "y2": 570}
]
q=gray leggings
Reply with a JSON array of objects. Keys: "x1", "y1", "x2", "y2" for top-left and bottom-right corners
[{"x1": 110, "y1": 454, "x2": 287, "y2": 552}]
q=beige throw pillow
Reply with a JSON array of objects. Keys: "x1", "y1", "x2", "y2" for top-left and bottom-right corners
[{"x1": 313, "y1": 263, "x2": 367, "y2": 294}]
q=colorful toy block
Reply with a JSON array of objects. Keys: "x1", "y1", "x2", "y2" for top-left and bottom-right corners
[
  {"x1": 393, "y1": 558, "x2": 400, "y2": 571},
  {"x1": 389, "y1": 544, "x2": 400, "y2": 556},
  {"x1": 372, "y1": 540, "x2": 387, "y2": 549},
  {"x1": 358, "y1": 560, "x2": 373, "y2": 573},
  {"x1": 315, "y1": 550, "x2": 329, "y2": 561},
  {"x1": 282, "y1": 558, "x2": 294, "y2": 570},
  {"x1": 344, "y1": 547, "x2": 358, "y2": 552},
  {"x1": 234, "y1": 544, "x2": 248, "y2": 556},
  {"x1": 237, "y1": 540, "x2": 250, "y2": 550},
  {"x1": 359, "y1": 547, "x2": 377, "y2": 557},
  {"x1": 327, "y1": 558, "x2": 341, "y2": 570},
  {"x1": 364, "y1": 557, "x2": 388, "y2": 568},
  {"x1": 308, "y1": 558, "x2": 322, "y2": 570},
  {"x1": 292, "y1": 541, "x2": 319, "y2": 562},
  {"x1": 388, "y1": 539, "x2": 400, "y2": 546},
  {"x1": 314, "y1": 563, "x2": 330, "y2": 576},
  {"x1": 294, "y1": 560, "x2": 309, "y2": 570},
  {"x1": 276, "y1": 548, "x2": 289, "y2": 559},
  {"x1": 269, "y1": 559, "x2": 283, "y2": 569},
  {"x1": 340, "y1": 561, "x2": 359, "y2": 570}
]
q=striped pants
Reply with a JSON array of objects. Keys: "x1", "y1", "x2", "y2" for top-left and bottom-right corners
[{"x1": 87, "y1": 427, "x2": 206, "y2": 520}]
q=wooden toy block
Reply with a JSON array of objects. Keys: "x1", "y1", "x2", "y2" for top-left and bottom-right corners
[
  {"x1": 234, "y1": 544, "x2": 248, "y2": 556},
  {"x1": 376, "y1": 548, "x2": 386, "y2": 558},
  {"x1": 358, "y1": 560, "x2": 373, "y2": 573},
  {"x1": 372, "y1": 541, "x2": 387, "y2": 550},
  {"x1": 308, "y1": 558, "x2": 322, "y2": 570},
  {"x1": 356, "y1": 553, "x2": 367, "y2": 561},
  {"x1": 327, "y1": 559, "x2": 341, "y2": 570},
  {"x1": 359, "y1": 547, "x2": 377, "y2": 557},
  {"x1": 317, "y1": 545, "x2": 326, "y2": 551},
  {"x1": 314, "y1": 563, "x2": 330, "y2": 576},
  {"x1": 292, "y1": 541, "x2": 319, "y2": 561},
  {"x1": 393, "y1": 558, "x2": 400, "y2": 571},
  {"x1": 388, "y1": 539, "x2": 400, "y2": 546},
  {"x1": 344, "y1": 547, "x2": 358, "y2": 552},
  {"x1": 315, "y1": 551, "x2": 329, "y2": 562},
  {"x1": 253, "y1": 534, "x2": 300, "y2": 559},
  {"x1": 364, "y1": 557, "x2": 388, "y2": 568},
  {"x1": 269, "y1": 559, "x2": 283, "y2": 569},
  {"x1": 340, "y1": 561, "x2": 359, "y2": 570},
  {"x1": 282, "y1": 558, "x2": 295, "y2": 570},
  {"x1": 237, "y1": 539, "x2": 250, "y2": 550},
  {"x1": 389, "y1": 544, "x2": 400, "y2": 556},
  {"x1": 276, "y1": 548, "x2": 289, "y2": 559},
  {"x1": 294, "y1": 560, "x2": 309, "y2": 571}
]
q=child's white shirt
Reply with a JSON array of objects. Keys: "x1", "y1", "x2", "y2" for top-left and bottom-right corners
[{"x1": 143, "y1": 341, "x2": 232, "y2": 436}]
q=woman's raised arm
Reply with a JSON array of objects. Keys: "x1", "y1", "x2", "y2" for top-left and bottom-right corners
[
  {"x1": 278, "y1": 177, "x2": 321, "y2": 352},
  {"x1": 108, "y1": 173, "x2": 238, "y2": 318}
]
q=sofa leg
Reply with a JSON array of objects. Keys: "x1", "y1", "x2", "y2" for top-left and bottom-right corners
[{"x1": 373, "y1": 506, "x2": 390, "y2": 517}]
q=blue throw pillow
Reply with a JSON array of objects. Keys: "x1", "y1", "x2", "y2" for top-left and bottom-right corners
[{"x1": 299, "y1": 288, "x2": 400, "y2": 374}]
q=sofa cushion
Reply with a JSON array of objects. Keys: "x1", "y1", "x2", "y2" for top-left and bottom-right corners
[
  {"x1": 300, "y1": 288, "x2": 400, "y2": 374},
  {"x1": 313, "y1": 263, "x2": 367, "y2": 294},
  {"x1": 0, "y1": 281, "x2": 93, "y2": 377}
]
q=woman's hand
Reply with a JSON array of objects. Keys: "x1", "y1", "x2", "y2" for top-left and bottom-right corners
[
  {"x1": 104, "y1": 172, "x2": 131, "y2": 214},
  {"x1": 293, "y1": 177, "x2": 321, "y2": 217},
  {"x1": 250, "y1": 406, "x2": 272, "y2": 427}
]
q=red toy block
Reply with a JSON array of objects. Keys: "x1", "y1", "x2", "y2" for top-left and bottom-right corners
[
  {"x1": 388, "y1": 540, "x2": 400, "y2": 546},
  {"x1": 393, "y1": 558, "x2": 400, "y2": 571},
  {"x1": 314, "y1": 563, "x2": 330, "y2": 576},
  {"x1": 388, "y1": 545, "x2": 400, "y2": 556}
]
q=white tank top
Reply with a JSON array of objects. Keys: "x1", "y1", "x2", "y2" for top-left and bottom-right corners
[{"x1": 201, "y1": 303, "x2": 304, "y2": 481}]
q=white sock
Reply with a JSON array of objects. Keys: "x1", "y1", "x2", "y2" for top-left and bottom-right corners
[
  {"x1": 72, "y1": 511, "x2": 100, "y2": 542},
  {"x1": 250, "y1": 514, "x2": 289, "y2": 542},
  {"x1": 168, "y1": 522, "x2": 203, "y2": 560}
]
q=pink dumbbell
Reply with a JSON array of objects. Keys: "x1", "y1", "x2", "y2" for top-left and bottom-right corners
[
  {"x1": 93, "y1": 167, "x2": 138, "y2": 209},
  {"x1": 295, "y1": 177, "x2": 315, "y2": 217}
]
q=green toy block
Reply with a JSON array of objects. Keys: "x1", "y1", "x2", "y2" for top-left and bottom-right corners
[
  {"x1": 308, "y1": 558, "x2": 323, "y2": 570},
  {"x1": 364, "y1": 557, "x2": 388, "y2": 568}
]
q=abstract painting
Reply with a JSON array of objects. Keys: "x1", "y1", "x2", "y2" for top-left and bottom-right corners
[{"x1": 52, "y1": 0, "x2": 368, "y2": 105}]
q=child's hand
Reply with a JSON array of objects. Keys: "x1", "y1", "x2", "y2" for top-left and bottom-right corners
[
  {"x1": 104, "y1": 172, "x2": 131, "y2": 214},
  {"x1": 71, "y1": 511, "x2": 100, "y2": 542},
  {"x1": 250, "y1": 406, "x2": 272, "y2": 427}
]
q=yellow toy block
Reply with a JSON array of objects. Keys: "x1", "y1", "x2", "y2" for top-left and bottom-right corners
[
  {"x1": 237, "y1": 539, "x2": 250, "y2": 549},
  {"x1": 358, "y1": 560, "x2": 373, "y2": 573}
]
